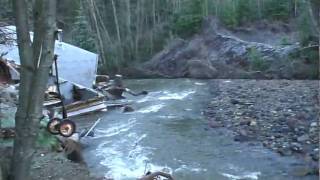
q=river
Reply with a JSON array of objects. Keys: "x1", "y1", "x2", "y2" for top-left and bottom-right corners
[{"x1": 79, "y1": 79, "x2": 315, "y2": 180}]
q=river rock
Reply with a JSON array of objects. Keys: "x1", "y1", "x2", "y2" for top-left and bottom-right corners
[
  {"x1": 310, "y1": 122, "x2": 317, "y2": 127},
  {"x1": 286, "y1": 119, "x2": 300, "y2": 131},
  {"x1": 234, "y1": 134, "x2": 251, "y2": 142},
  {"x1": 249, "y1": 120, "x2": 257, "y2": 126},
  {"x1": 277, "y1": 147, "x2": 292, "y2": 156},
  {"x1": 239, "y1": 119, "x2": 251, "y2": 126},
  {"x1": 230, "y1": 99, "x2": 240, "y2": 105},
  {"x1": 123, "y1": 106, "x2": 134, "y2": 113},
  {"x1": 234, "y1": 129, "x2": 252, "y2": 142},
  {"x1": 208, "y1": 119, "x2": 222, "y2": 128},
  {"x1": 290, "y1": 142, "x2": 303, "y2": 153},
  {"x1": 297, "y1": 134, "x2": 309, "y2": 142}
]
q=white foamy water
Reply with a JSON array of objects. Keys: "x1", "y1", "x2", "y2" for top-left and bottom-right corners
[
  {"x1": 94, "y1": 118, "x2": 136, "y2": 138},
  {"x1": 137, "y1": 91, "x2": 163, "y2": 103},
  {"x1": 96, "y1": 133, "x2": 172, "y2": 180},
  {"x1": 194, "y1": 82, "x2": 206, "y2": 86},
  {"x1": 222, "y1": 172, "x2": 261, "y2": 180},
  {"x1": 174, "y1": 164, "x2": 207, "y2": 173},
  {"x1": 137, "y1": 104, "x2": 165, "y2": 113},
  {"x1": 137, "y1": 90, "x2": 195, "y2": 103},
  {"x1": 158, "y1": 90, "x2": 196, "y2": 100},
  {"x1": 158, "y1": 115, "x2": 178, "y2": 119}
]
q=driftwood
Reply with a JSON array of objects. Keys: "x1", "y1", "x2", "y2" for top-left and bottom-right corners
[
  {"x1": 297, "y1": 45, "x2": 319, "y2": 52},
  {"x1": 82, "y1": 118, "x2": 100, "y2": 137}
]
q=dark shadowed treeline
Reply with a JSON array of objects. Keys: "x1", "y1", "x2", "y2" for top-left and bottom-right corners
[{"x1": 79, "y1": 0, "x2": 319, "y2": 74}]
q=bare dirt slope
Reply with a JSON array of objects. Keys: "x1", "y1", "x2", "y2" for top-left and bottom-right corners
[{"x1": 131, "y1": 18, "x2": 318, "y2": 79}]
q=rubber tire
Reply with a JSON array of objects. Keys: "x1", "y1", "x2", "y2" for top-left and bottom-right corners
[
  {"x1": 47, "y1": 118, "x2": 62, "y2": 135},
  {"x1": 59, "y1": 119, "x2": 76, "y2": 137}
]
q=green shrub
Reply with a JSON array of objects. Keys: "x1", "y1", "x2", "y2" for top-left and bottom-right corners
[
  {"x1": 171, "y1": 0, "x2": 203, "y2": 37},
  {"x1": 36, "y1": 129, "x2": 59, "y2": 149},
  {"x1": 173, "y1": 14, "x2": 203, "y2": 37},
  {"x1": 280, "y1": 37, "x2": 291, "y2": 45},
  {"x1": 36, "y1": 117, "x2": 59, "y2": 149},
  {"x1": 248, "y1": 47, "x2": 269, "y2": 71}
]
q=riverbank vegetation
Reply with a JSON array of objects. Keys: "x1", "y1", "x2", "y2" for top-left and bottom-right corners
[{"x1": 1, "y1": 0, "x2": 318, "y2": 74}]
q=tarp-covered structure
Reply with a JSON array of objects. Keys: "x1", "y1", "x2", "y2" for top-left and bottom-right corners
[{"x1": 0, "y1": 26, "x2": 98, "y2": 88}]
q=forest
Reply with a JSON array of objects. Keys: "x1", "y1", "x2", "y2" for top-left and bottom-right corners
[{"x1": 1, "y1": 0, "x2": 319, "y2": 74}]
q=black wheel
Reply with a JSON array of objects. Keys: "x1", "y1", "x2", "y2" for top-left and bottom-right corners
[
  {"x1": 59, "y1": 119, "x2": 76, "y2": 137},
  {"x1": 47, "y1": 118, "x2": 62, "y2": 135}
]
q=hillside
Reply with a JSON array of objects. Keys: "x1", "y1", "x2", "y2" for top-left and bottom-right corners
[{"x1": 125, "y1": 17, "x2": 318, "y2": 79}]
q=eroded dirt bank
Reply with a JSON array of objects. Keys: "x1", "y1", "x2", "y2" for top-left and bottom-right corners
[
  {"x1": 204, "y1": 80, "x2": 319, "y2": 176},
  {"x1": 124, "y1": 18, "x2": 319, "y2": 80}
]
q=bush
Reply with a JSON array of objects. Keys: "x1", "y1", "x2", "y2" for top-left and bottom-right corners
[
  {"x1": 280, "y1": 37, "x2": 291, "y2": 45},
  {"x1": 36, "y1": 129, "x2": 59, "y2": 149},
  {"x1": 171, "y1": 0, "x2": 203, "y2": 37},
  {"x1": 36, "y1": 118, "x2": 59, "y2": 149},
  {"x1": 248, "y1": 47, "x2": 269, "y2": 71},
  {"x1": 173, "y1": 14, "x2": 203, "y2": 37}
]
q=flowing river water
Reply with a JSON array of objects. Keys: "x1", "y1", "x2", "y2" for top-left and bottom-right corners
[{"x1": 79, "y1": 79, "x2": 315, "y2": 180}]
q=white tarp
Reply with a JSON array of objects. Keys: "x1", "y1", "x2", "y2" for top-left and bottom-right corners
[{"x1": 0, "y1": 26, "x2": 98, "y2": 88}]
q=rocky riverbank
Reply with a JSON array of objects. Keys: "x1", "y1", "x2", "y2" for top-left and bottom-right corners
[{"x1": 204, "y1": 80, "x2": 319, "y2": 176}]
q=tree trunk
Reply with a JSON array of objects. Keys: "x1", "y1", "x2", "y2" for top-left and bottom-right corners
[
  {"x1": 257, "y1": 0, "x2": 262, "y2": 19},
  {"x1": 111, "y1": 0, "x2": 121, "y2": 44},
  {"x1": 111, "y1": 0, "x2": 123, "y2": 71},
  {"x1": 135, "y1": 0, "x2": 141, "y2": 61},
  {"x1": 204, "y1": 0, "x2": 209, "y2": 17},
  {"x1": 86, "y1": 0, "x2": 107, "y2": 65},
  {"x1": 215, "y1": 0, "x2": 220, "y2": 17},
  {"x1": 12, "y1": 0, "x2": 57, "y2": 180},
  {"x1": 307, "y1": 0, "x2": 320, "y2": 35},
  {"x1": 126, "y1": 0, "x2": 134, "y2": 60},
  {"x1": 92, "y1": 0, "x2": 112, "y2": 45},
  {"x1": 150, "y1": 0, "x2": 156, "y2": 54}
]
